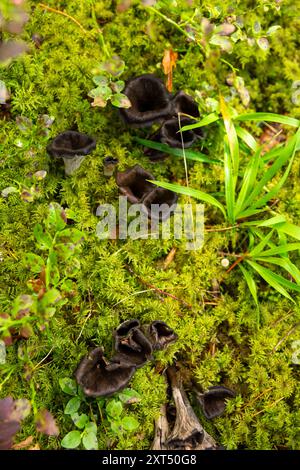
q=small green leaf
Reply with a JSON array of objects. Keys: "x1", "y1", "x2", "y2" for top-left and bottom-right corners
[
  {"x1": 118, "y1": 389, "x2": 141, "y2": 404},
  {"x1": 121, "y1": 416, "x2": 139, "y2": 432},
  {"x1": 33, "y1": 224, "x2": 52, "y2": 250},
  {"x1": 59, "y1": 378, "x2": 77, "y2": 396},
  {"x1": 64, "y1": 396, "x2": 81, "y2": 415},
  {"x1": 111, "y1": 93, "x2": 131, "y2": 108},
  {"x1": 92, "y1": 75, "x2": 108, "y2": 86},
  {"x1": 257, "y1": 37, "x2": 269, "y2": 51},
  {"x1": 82, "y1": 429, "x2": 98, "y2": 450},
  {"x1": 234, "y1": 113, "x2": 299, "y2": 127},
  {"x1": 73, "y1": 413, "x2": 89, "y2": 429},
  {"x1": 110, "y1": 80, "x2": 125, "y2": 93},
  {"x1": 46, "y1": 203, "x2": 67, "y2": 232},
  {"x1": 180, "y1": 113, "x2": 219, "y2": 131},
  {"x1": 85, "y1": 422, "x2": 97, "y2": 433},
  {"x1": 61, "y1": 430, "x2": 81, "y2": 449},
  {"x1": 106, "y1": 399, "x2": 123, "y2": 419},
  {"x1": 209, "y1": 34, "x2": 233, "y2": 52}
]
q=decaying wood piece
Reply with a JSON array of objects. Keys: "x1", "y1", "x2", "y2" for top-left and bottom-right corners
[
  {"x1": 151, "y1": 405, "x2": 169, "y2": 450},
  {"x1": 164, "y1": 367, "x2": 218, "y2": 450}
]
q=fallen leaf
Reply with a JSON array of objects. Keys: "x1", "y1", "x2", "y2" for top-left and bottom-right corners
[
  {"x1": 162, "y1": 49, "x2": 178, "y2": 92},
  {"x1": 12, "y1": 436, "x2": 34, "y2": 449}
]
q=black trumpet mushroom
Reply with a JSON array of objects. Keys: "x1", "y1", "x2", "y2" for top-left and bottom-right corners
[
  {"x1": 116, "y1": 165, "x2": 178, "y2": 221},
  {"x1": 119, "y1": 74, "x2": 173, "y2": 127},
  {"x1": 195, "y1": 385, "x2": 236, "y2": 420},
  {"x1": 164, "y1": 367, "x2": 218, "y2": 450},
  {"x1": 149, "y1": 321, "x2": 178, "y2": 351},
  {"x1": 74, "y1": 347, "x2": 136, "y2": 397},
  {"x1": 172, "y1": 90, "x2": 200, "y2": 120},
  {"x1": 116, "y1": 165, "x2": 154, "y2": 204},
  {"x1": 160, "y1": 117, "x2": 197, "y2": 149},
  {"x1": 114, "y1": 319, "x2": 153, "y2": 367},
  {"x1": 47, "y1": 130, "x2": 96, "y2": 176}
]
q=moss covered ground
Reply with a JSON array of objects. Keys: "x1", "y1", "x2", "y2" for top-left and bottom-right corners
[{"x1": 1, "y1": 0, "x2": 300, "y2": 450}]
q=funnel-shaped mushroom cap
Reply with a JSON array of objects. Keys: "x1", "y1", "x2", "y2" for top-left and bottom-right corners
[
  {"x1": 144, "y1": 130, "x2": 168, "y2": 162},
  {"x1": 198, "y1": 385, "x2": 236, "y2": 420},
  {"x1": 114, "y1": 319, "x2": 153, "y2": 367},
  {"x1": 161, "y1": 118, "x2": 197, "y2": 148},
  {"x1": 74, "y1": 347, "x2": 135, "y2": 397},
  {"x1": 116, "y1": 165, "x2": 155, "y2": 203},
  {"x1": 142, "y1": 188, "x2": 178, "y2": 221},
  {"x1": 149, "y1": 321, "x2": 178, "y2": 350},
  {"x1": 120, "y1": 74, "x2": 172, "y2": 127},
  {"x1": 172, "y1": 91, "x2": 200, "y2": 119},
  {"x1": 47, "y1": 131, "x2": 96, "y2": 159}
]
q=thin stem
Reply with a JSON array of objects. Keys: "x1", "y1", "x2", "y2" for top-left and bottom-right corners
[
  {"x1": 226, "y1": 254, "x2": 246, "y2": 273},
  {"x1": 91, "y1": 5, "x2": 110, "y2": 58},
  {"x1": 38, "y1": 3, "x2": 88, "y2": 34},
  {"x1": 205, "y1": 224, "x2": 239, "y2": 232},
  {"x1": 147, "y1": 6, "x2": 194, "y2": 41}
]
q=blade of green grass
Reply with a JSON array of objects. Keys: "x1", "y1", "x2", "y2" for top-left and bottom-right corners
[
  {"x1": 252, "y1": 243, "x2": 300, "y2": 257},
  {"x1": 236, "y1": 126, "x2": 259, "y2": 152},
  {"x1": 249, "y1": 230, "x2": 274, "y2": 257},
  {"x1": 258, "y1": 215, "x2": 286, "y2": 227},
  {"x1": 234, "y1": 113, "x2": 300, "y2": 127},
  {"x1": 255, "y1": 256, "x2": 300, "y2": 284},
  {"x1": 224, "y1": 137, "x2": 235, "y2": 223},
  {"x1": 234, "y1": 147, "x2": 261, "y2": 218},
  {"x1": 238, "y1": 263, "x2": 258, "y2": 305},
  {"x1": 135, "y1": 137, "x2": 221, "y2": 164},
  {"x1": 180, "y1": 113, "x2": 220, "y2": 131},
  {"x1": 239, "y1": 128, "x2": 300, "y2": 210},
  {"x1": 149, "y1": 180, "x2": 227, "y2": 218},
  {"x1": 248, "y1": 154, "x2": 295, "y2": 210},
  {"x1": 246, "y1": 260, "x2": 299, "y2": 300},
  {"x1": 220, "y1": 96, "x2": 240, "y2": 177},
  {"x1": 258, "y1": 217, "x2": 300, "y2": 241}
]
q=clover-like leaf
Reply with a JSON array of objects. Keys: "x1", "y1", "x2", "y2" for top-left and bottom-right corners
[
  {"x1": 106, "y1": 400, "x2": 123, "y2": 419},
  {"x1": 61, "y1": 430, "x2": 81, "y2": 449},
  {"x1": 59, "y1": 378, "x2": 77, "y2": 396},
  {"x1": 121, "y1": 416, "x2": 139, "y2": 432},
  {"x1": 111, "y1": 93, "x2": 131, "y2": 108},
  {"x1": 64, "y1": 396, "x2": 81, "y2": 415}
]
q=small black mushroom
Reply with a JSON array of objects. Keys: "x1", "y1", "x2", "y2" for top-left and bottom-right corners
[
  {"x1": 114, "y1": 319, "x2": 153, "y2": 367},
  {"x1": 119, "y1": 74, "x2": 172, "y2": 127},
  {"x1": 116, "y1": 165, "x2": 154, "y2": 204},
  {"x1": 196, "y1": 385, "x2": 236, "y2": 420},
  {"x1": 165, "y1": 367, "x2": 218, "y2": 450},
  {"x1": 160, "y1": 117, "x2": 197, "y2": 148},
  {"x1": 148, "y1": 321, "x2": 178, "y2": 350},
  {"x1": 143, "y1": 129, "x2": 167, "y2": 162},
  {"x1": 103, "y1": 156, "x2": 119, "y2": 176},
  {"x1": 47, "y1": 130, "x2": 96, "y2": 176},
  {"x1": 74, "y1": 347, "x2": 136, "y2": 397},
  {"x1": 172, "y1": 90, "x2": 200, "y2": 120},
  {"x1": 116, "y1": 165, "x2": 178, "y2": 221}
]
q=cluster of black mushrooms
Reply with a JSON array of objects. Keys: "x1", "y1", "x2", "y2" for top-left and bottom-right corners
[
  {"x1": 47, "y1": 74, "x2": 204, "y2": 221},
  {"x1": 47, "y1": 74, "x2": 235, "y2": 450},
  {"x1": 75, "y1": 319, "x2": 177, "y2": 397}
]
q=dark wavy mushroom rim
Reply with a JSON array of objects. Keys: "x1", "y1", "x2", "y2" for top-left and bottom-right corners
[
  {"x1": 116, "y1": 165, "x2": 155, "y2": 204},
  {"x1": 74, "y1": 347, "x2": 136, "y2": 397},
  {"x1": 114, "y1": 319, "x2": 153, "y2": 367},
  {"x1": 161, "y1": 117, "x2": 197, "y2": 148},
  {"x1": 142, "y1": 188, "x2": 178, "y2": 221},
  {"x1": 148, "y1": 321, "x2": 178, "y2": 350},
  {"x1": 172, "y1": 91, "x2": 200, "y2": 119},
  {"x1": 197, "y1": 385, "x2": 236, "y2": 420},
  {"x1": 47, "y1": 130, "x2": 96, "y2": 158},
  {"x1": 120, "y1": 74, "x2": 172, "y2": 126}
]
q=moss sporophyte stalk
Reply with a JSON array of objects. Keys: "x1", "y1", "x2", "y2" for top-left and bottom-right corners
[{"x1": 0, "y1": 0, "x2": 300, "y2": 451}]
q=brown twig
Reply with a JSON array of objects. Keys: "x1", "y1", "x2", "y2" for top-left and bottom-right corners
[
  {"x1": 205, "y1": 225, "x2": 239, "y2": 232},
  {"x1": 125, "y1": 264, "x2": 192, "y2": 309},
  {"x1": 38, "y1": 3, "x2": 88, "y2": 34},
  {"x1": 163, "y1": 247, "x2": 177, "y2": 270},
  {"x1": 226, "y1": 255, "x2": 246, "y2": 273},
  {"x1": 272, "y1": 322, "x2": 300, "y2": 353}
]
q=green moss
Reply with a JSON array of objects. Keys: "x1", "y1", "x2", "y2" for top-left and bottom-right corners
[{"x1": 1, "y1": 0, "x2": 300, "y2": 451}]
